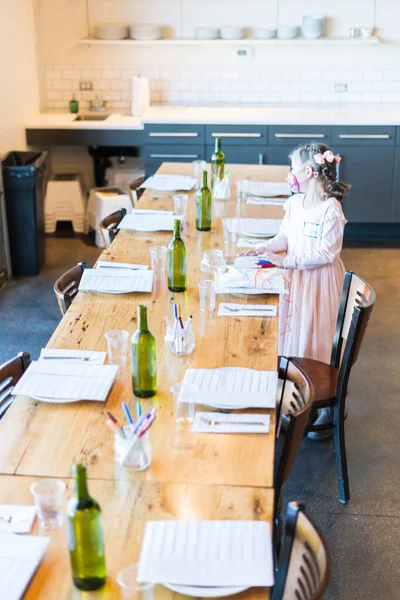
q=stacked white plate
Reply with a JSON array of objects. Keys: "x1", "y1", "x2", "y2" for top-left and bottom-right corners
[
  {"x1": 94, "y1": 23, "x2": 129, "y2": 40},
  {"x1": 277, "y1": 25, "x2": 300, "y2": 39},
  {"x1": 195, "y1": 26, "x2": 219, "y2": 40},
  {"x1": 130, "y1": 24, "x2": 162, "y2": 40},
  {"x1": 253, "y1": 27, "x2": 276, "y2": 40},
  {"x1": 220, "y1": 26, "x2": 245, "y2": 40}
]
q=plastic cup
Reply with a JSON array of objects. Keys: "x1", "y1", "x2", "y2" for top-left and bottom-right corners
[
  {"x1": 30, "y1": 478, "x2": 66, "y2": 530},
  {"x1": 149, "y1": 246, "x2": 168, "y2": 273},
  {"x1": 114, "y1": 426, "x2": 152, "y2": 471},
  {"x1": 236, "y1": 178, "x2": 249, "y2": 202},
  {"x1": 173, "y1": 194, "x2": 189, "y2": 217},
  {"x1": 198, "y1": 280, "x2": 216, "y2": 312},
  {"x1": 170, "y1": 382, "x2": 198, "y2": 424},
  {"x1": 117, "y1": 564, "x2": 155, "y2": 600},
  {"x1": 105, "y1": 329, "x2": 129, "y2": 366},
  {"x1": 193, "y1": 160, "x2": 207, "y2": 186}
]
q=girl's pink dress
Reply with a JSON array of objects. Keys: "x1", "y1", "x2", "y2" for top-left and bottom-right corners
[{"x1": 265, "y1": 193, "x2": 347, "y2": 363}]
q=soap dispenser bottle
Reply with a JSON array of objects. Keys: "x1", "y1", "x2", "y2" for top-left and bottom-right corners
[{"x1": 69, "y1": 94, "x2": 79, "y2": 114}]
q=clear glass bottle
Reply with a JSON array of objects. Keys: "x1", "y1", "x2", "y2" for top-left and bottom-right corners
[
  {"x1": 196, "y1": 170, "x2": 212, "y2": 231},
  {"x1": 211, "y1": 137, "x2": 225, "y2": 188},
  {"x1": 131, "y1": 305, "x2": 157, "y2": 398},
  {"x1": 67, "y1": 464, "x2": 106, "y2": 591},
  {"x1": 168, "y1": 218, "x2": 187, "y2": 292}
]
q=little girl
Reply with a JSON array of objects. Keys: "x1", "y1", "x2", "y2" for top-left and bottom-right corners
[{"x1": 240, "y1": 143, "x2": 350, "y2": 363}]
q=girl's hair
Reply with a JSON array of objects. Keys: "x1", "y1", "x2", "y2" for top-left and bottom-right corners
[{"x1": 289, "y1": 142, "x2": 351, "y2": 202}]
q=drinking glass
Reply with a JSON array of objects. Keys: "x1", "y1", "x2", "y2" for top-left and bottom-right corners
[
  {"x1": 200, "y1": 249, "x2": 225, "y2": 276},
  {"x1": 114, "y1": 425, "x2": 152, "y2": 471},
  {"x1": 149, "y1": 246, "x2": 168, "y2": 273},
  {"x1": 236, "y1": 178, "x2": 249, "y2": 202},
  {"x1": 30, "y1": 479, "x2": 66, "y2": 530},
  {"x1": 105, "y1": 329, "x2": 129, "y2": 366},
  {"x1": 170, "y1": 382, "x2": 198, "y2": 424},
  {"x1": 117, "y1": 564, "x2": 155, "y2": 600},
  {"x1": 173, "y1": 194, "x2": 188, "y2": 217},
  {"x1": 198, "y1": 280, "x2": 216, "y2": 312},
  {"x1": 193, "y1": 160, "x2": 207, "y2": 187}
]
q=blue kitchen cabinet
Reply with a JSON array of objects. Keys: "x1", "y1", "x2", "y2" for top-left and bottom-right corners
[
  {"x1": 267, "y1": 125, "x2": 332, "y2": 166},
  {"x1": 144, "y1": 124, "x2": 205, "y2": 173},
  {"x1": 205, "y1": 144, "x2": 267, "y2": 165},
  {"x1": 205, "y1": 124, "x2": 268, "y2": 165},
  {"x1": 331, "y1": 127, "x2": 396, "y2": 223}
]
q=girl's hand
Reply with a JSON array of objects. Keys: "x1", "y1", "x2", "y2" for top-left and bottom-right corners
[
  {"x1": 262, "y1": 252, "x2": 285, "y2": 268},
  {"x1": 237, "y1": 245, "x2": 266, "y2": 257}
]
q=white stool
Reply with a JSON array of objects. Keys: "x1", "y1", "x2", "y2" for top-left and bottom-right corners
[
  {"x1": 86, "y1": 186, "x2": 132, "y2": 248},
  {"x1": 44, "y1": 173, "x2": 86, "y2": 234}
]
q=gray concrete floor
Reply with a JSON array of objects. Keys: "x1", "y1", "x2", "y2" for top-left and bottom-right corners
[{"x1": 0, "y1": 233, "x2": 399, "y2": 598}]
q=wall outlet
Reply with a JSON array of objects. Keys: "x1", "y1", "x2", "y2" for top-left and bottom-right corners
[
  {"x1": 333, "y1": 83, "x2": 348, "y2": 93},
  {"x1": 79, "y1": 81, "x2": 93, "y2": 91},
  {"x1": 236, "y1": 47, "x2": 254, "y2": 60}
]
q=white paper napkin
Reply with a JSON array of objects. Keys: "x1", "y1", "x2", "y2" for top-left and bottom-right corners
[
  {"x1": 215, "y1": 267, "x2": 287, "y2": 295},
  {"x1": 228, "y1": 218, "x2": 282, "y2": 236},
  {"x1": 192, "y1": 412, "x2": 270, "y2": 434},
  {"x1": 137, "y1": 520, "x2": 274, "y2": 587},
  {"x1": 39, "y1": 349, "x2": 107, "y2": 364},
  {"x1": 0, "y1": 505, "x2": 36, "y2": 534},
  {"x1": 96, "y1": 261, "x2": 148, "y2": 271},
  {"x1": 131, "y1": 209, "x2": 173, "y2": 215},
  {"x1": 218, "y1": 303, "x2": 277, "y2": 317}
]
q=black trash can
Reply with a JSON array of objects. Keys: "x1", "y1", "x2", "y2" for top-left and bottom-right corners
[{"x1": 2, "y1": 151, "x2": 47, "y2": 276}]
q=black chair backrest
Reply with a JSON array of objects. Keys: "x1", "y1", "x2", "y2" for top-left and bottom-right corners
[
  {"x1": 272, "y1": 502, "x2": 331, "y2": 600},
  {"x1": 99, "y1": 208, "x2": 127, "y2": 248},
  {"x1": 274, "y1": 358, "x2": 314, "y2": 515},
  {"x1": 53, "y1": 262, "x2": 88, "y2": 316},
  {"x1": 0, "y1": 352, "x2": 31, "y2": 420},
  {"x1": 331, "y1": 271, "x2": 376, "y2": 368}
]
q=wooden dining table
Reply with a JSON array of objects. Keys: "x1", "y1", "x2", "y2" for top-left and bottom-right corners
[{"x1": 0, "y1": 162, "x2": 288, "y2": 599}]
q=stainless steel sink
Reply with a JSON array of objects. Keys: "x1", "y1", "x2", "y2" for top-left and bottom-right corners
[{"x1": 74, "y1": 114, "x2": 109, "y2": 121}]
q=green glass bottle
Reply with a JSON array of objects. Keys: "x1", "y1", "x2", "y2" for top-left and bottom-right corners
[
  {"x1": 67, "y1": 464, "x2": 106, "y2": 591},
  {"x1": 69, "y1": 94, "x2": 79, "y2": 114},
  {"x1": 211, "y1": 137, "x2": 225, "y2": 188},
  {"x1": 131, "y1": 305, "x2": 157, "y2": 398},
  {"x1": 168, "y1": 218, "x2": 187, "y2": 292},
  {"x1": 196, "y1": 170, "x2": 212, "y2": 231}
]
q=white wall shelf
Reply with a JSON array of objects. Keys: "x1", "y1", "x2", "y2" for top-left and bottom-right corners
[{"x1": 77, "y1": 36, "x2": 381, "y2": 47}]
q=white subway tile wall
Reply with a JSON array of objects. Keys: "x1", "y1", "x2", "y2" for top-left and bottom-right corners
[{"x1": 43, "y1": 58, "x2": 400, "y2": 112}]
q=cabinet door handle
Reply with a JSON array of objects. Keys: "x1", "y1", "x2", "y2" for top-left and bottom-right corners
[
  {"x1": 148, "y1": 132, "x2": 199, "y2": 138},
  {"x1": 211, "y1": 132, "x2": 262, "y2": 138},
  {"x1": 149, "y1": 153, "x2": 200, "y2": 159},
  {"x1": 258, "y1": 153, "x2": 263, "y2": 165},
  {"x1": 338, "y1": 134, "x2": 390, "y2": 139},
  {"x1": 275, "y1": 133, "x2": 326, "y2": 139}
]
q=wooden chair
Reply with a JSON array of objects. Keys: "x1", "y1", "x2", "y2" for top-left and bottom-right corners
[
  {"x1": 272, "y1": 502, "x2": 331, "y2": 600},
  {"x1": 0, "y1": 352, "x2": 31, "y2": 420},
  {"x1": 274, "y1": 358, "x2": 314, "y2": 551},
  {"x1": 291, "y1": 271, "x2": 376, "y2": 504},
  {"x1": 99, "y1": 208, "x2": 127, "y2": 248},
  {"x1": 53, "y1": 262, "x2": 88, "y2": 316}
]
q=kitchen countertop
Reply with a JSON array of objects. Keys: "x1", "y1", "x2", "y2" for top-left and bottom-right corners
[{"x1": 26, "y1": 105, "x2": 400, "y2": 129}]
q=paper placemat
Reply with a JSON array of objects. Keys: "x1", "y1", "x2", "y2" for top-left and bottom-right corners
[
  {"x1": 218, "y1": 303, "x2": 277, "y2": 317},
  {"x1": 228, "y1": 218, "x2": 282, "y2": 236},
  {"x1": 118, "y1": 213, "x2": 180, "y2": 232},
  {"x1": 12, "y1": 361, "x2": 119, "y2": 402},
  {"x1": 247, "y1": 181, "x2": 289, "y2": 197},
  {"x1": 79, "y1": 269, "x2": 154, "y2": 293},
  {"x1": 193, "y1": 412, "x2": 270, "y2": 434},
  {"x1": 140, "y1": 174, "x2": 197, "y2": 192},
  {"x1": 0, "y1": 506, "x2": 36, "y2": 534},
  {"x1": 247, "y1": 196, "x2": 288, "y2": 205},
  {"x1": 137, "y1": 520, "x2": 274, "y2": 587},
  {"x1": 183, "y1": 367, "x2": 277, "y2": 409},
  {"x1": 237, "y1": 237, "x2": 264, "y2": 248}
]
